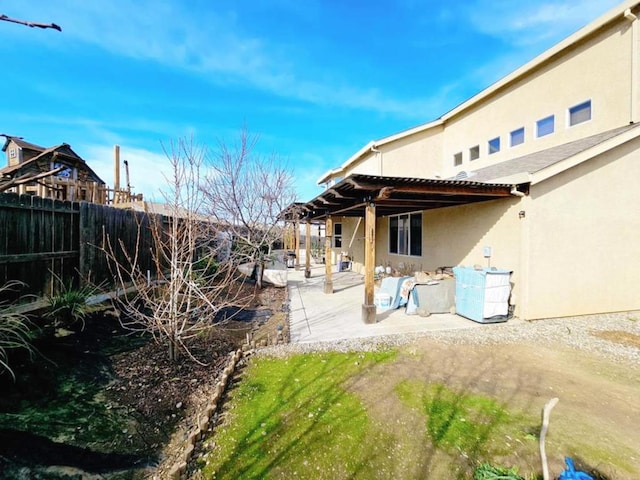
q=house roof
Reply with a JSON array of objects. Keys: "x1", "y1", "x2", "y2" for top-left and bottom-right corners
[
  {"x1": 294, "y1": 174, "x2": 528, "y2": 221},
  {"x1": 469, "y1": 123, "x2": 640, "y2": 184},
  {"x1": 316, "y1": 0, "x2": 640, "y2": 185},
  {"x1": 289, "y1": 123, "x2": 640, "y2": 222},
  {"x1": 1, "y1": 136, "x2": 45, "y2": 153},
  {"x1": 0, "y1": 143, "x2": 106, "y2": 185}
]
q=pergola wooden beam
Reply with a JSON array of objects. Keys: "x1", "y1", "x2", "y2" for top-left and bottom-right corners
[
  {"x1": 326, "y1": 201, "x2": 368, "y2": 217},
  {"x1": 325, "y1": 188, "x2": 358, "y2": 200},
  {"x1": 371, "y1": 184, "x2": 514, "y2": 197},
  {"x1": 317, "y1": 196, "x2": 341, "y2": 206}
]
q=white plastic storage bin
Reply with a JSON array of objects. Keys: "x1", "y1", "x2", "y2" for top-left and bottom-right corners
[{"x1": 453, "y1": 267, "x2": 511, "y2": 323}]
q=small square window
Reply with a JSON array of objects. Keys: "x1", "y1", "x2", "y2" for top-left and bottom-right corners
[
  {"x1": 334, "y1": 222, "x2": 342, "y2": 248},
  {"x1": 453, "y1": 152, "x2": 462, "y2": 166},
  {"x1": 569, "y1": 100, "x2": 591, "y2": 126},
  {"x1": 537, "y1": 115, "x2": 555, "y2": 137},
  {"x1": 488, "y1": 137, "x2": 500, "y2": 155},
  {"x1": 510, "y1": 127, "x2": 525, "y2": 147},
  {"x1": 469, "y1": 145, "x2": 479, "y2": 161}
]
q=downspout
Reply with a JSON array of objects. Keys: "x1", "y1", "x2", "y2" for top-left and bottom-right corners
[
  {"x1": 510, "y1": 185, "x2": 525, "y2": 197},
  {"x1": 625, "y1": 8, "x2": 639, "y2": 123}
]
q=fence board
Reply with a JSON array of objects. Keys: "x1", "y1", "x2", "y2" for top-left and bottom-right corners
[{"x1": 1, "y1": 193, "x2": 165, "y2": 303}]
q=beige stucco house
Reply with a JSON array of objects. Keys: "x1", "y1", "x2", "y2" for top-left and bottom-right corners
[{"x1": 295, "y1": 0, "x2": 640, "y2": 322}]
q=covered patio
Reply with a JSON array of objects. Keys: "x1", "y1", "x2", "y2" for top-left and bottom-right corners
[
  {"x1": 287, "y1": 261, "x2": 522, "y2": 343},
  {"x1": 282, "y1": 174, "x2": 528, "y2": 326}
]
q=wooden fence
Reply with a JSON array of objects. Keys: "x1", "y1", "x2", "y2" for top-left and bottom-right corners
[{"x1": 0, "y1": 192, "x2": 162, "y2": 303}]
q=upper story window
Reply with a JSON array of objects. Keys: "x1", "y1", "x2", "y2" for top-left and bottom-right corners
[
  {"x1": 453, "y1": 152, "x2": 462, "y2": 166},
  {"x1": 536, "y1": 115, "x2": 555, "y2": 137},
  {"x1": 569, "y1": 100, "x2": 592, "y2": 126},
  {"x1": 510, "y1": 127, "x2": 525, "y2": 147},
  {"x1": 389, "y1": 212, "x2": 422, "y2": 257},
  {"x1": 488, "y1": 137, "x2": 500, "y2": 155},
  {"x1": 469, "y1": 145, "x2": 480, "y2": 161}
]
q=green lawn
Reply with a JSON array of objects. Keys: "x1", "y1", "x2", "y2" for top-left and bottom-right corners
[{"x1": 198, "y1": 350, "x2": 537, "y2": 479}]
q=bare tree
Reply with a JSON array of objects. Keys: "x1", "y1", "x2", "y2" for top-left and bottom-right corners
[
  {"x1": 202, "y1": 128, "x2": 297, "y2": 288},
  {"x1": 101, "y1": 138, "x2": 253, "y2": 362}
]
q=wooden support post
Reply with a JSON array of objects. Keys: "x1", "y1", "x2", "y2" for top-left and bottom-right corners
[
  {"x1": 287, "y1": 223, "x2": 293, "y2": 251},
  {"x1": 114, "y1": 145, "x2": 121, "y2": 197},
  {"x1": 295, "y1": 219, "x2": 300, "y2": 270},
  {"x1": 305, "y1": 221, "x2": 311, "y2": 278},
  {"x1": 324, "y1": 216, "x2": 333, "y2": 294},
  {"x1": 362, "y1": 203, "x2": 377, "y2": 323},
  {"x1": 282, "y1": 222, "x2": 288, "y2": 250}
]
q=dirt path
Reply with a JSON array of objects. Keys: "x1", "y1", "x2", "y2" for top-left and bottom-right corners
[{"x1": 349, "y1": 337, "x2": 640, "y2": 479}]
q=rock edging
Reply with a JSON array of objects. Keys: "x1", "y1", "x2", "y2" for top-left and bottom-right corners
[{"x1": 167, "y1": 348, "x2": 243, "y2": 480}]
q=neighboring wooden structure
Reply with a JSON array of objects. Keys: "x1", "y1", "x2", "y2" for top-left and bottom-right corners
[{"x1": 0, "y1": 136, "x2": 142, "y2": 205}]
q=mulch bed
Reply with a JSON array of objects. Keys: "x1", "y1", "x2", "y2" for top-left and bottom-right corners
[{"x1": 107, "y1": 283, "x2": 287, "y2": 477}]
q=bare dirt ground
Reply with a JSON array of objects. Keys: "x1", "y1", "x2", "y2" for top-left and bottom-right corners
[
  {"x1": 0, "y1": 280, "x2": 287, "y2": 479},
  {"x1": 350, "y1": 333, "x2": 640, "y2": 479}
]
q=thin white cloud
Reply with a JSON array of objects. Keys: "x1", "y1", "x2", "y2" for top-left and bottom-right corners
[
  {"x1": 0, "y1": 0, "x2": 437, "y2": 119},
  {"x1": 467, "y1": 0, "x2": 620, "y2": 46}
]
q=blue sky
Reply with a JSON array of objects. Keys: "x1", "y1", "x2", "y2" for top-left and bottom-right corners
[{"x1": 0, "y1": 0, "x2": 620, "y2": 201}]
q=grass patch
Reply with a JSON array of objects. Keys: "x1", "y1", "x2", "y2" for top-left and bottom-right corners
[
  {"x1": 396, "y1": 380, "x2": 536, "y2": 476},
  {"x1": 199, "y1": 350, "x2": 396, "y2": 479},
  {"x1": 199, "y1": 351, "x2": 541, "y2": 479}
]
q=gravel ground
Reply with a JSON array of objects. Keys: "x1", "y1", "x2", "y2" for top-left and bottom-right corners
[{"x1": 257, "y1": 310, "x2": 640, "y2": 365}]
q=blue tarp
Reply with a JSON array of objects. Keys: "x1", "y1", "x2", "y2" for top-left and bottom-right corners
[
  {"x1": 378, "y1": 276, "x2": 411, "y2": 310},
  {"x1": 558, "y1": 457, "x2": 594, "y2": 480}
]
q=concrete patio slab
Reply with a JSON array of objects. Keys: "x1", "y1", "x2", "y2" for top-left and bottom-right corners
[{"x1": 287, "y1": 261, "x2": 516, "y2": 344}]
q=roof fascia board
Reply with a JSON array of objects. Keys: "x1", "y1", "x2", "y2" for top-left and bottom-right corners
[
  {"x1": 442, "y1": 0, "x2": 640, "y2": 123},
  {"x1": 483, "y1": 171, "x2": 532, "y2": 185},
  {"x1": 530, "y1": 125, "x2": 640, "y2": 184}
]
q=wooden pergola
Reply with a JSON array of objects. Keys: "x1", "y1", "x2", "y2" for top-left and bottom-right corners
[{"x1": 284, "y1": 174, "x2": 529, "y2": 323}]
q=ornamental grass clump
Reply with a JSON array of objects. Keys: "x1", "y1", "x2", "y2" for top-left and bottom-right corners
[
  {"x1": 46, "y1": 276, "x2": 100, "y2": 331},
  {"x1": 0, "y1": 281, "x2": 35, "y2": 381}
]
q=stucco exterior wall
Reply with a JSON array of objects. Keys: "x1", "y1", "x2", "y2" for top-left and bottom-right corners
[
  {"x1": 344, "y1": 126, "x2": 444, "y2": 179},
  {"x1": 341, "y1": 197, "x2": 524, "y2": 311},
  {"x1": 524, "y1": 138, "x2": 640, "y2": 319},
  {"x1": 442, "y1": 20, "x2": 634, "y2": 178}
]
